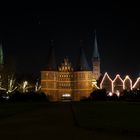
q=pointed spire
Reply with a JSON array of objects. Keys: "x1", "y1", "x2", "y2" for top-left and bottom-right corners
[
  {"x1": 76, "y1": 42, "x2": 90, "y2": 71},
  {"x1": 45, "y1": 40, "x2": 57, "y2": 70},
  {"x1": 92, "y1": 30, "x2": 100, "y2": 60},
  {"x1": 0, "y1": 42, "x2": 4, "y2": 65}
]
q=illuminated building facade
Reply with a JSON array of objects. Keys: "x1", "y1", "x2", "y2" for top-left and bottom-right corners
[
  {"x1": 123, "y1": 76, "x2": 132, "y2": 91},
  {"x1": 41, "y1": 37, "x2": 100, "y2": 101},
  {"x1": 100, "y1": 72, "x2": 113, "y2": 93},
  {"x1": 100, "y1": 73, "x2": 140, "y2": 96},
  {"x1": 132, "y1": 77, "x2": 140, "y2": 90},
  {"x1": 113, "y1": 75, "x2": 124, "y2": 94}
]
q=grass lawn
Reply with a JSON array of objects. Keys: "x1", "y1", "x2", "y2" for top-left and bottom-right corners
[
  {"x1": 0, "y1": 101, "x2": 140, "y2": 140},
  {"x1": 72, "y1": 101, "x2": 140, "y2": 138}
]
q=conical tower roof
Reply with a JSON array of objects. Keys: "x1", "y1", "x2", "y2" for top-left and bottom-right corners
[
  {"x1": 45, "y1": 41, "x2": 57, "y2": 70},
  {"x1": 92, "y1": 31, "x2": 100, "y2": 60},
  {"x1": 76, "y1": 47, "x2": 90, "y2": 71}
]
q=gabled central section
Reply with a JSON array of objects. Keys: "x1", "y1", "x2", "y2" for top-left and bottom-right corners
[
  {"x1": 58, "y1": 58, "x2": 73, "y2": 72},
  {"x1": 58, "y1": 58, "x2": 74, "y2": 99}
]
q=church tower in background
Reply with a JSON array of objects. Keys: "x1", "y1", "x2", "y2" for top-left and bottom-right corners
[
  {"x1": 92, "y1": 31, "x2": 100, "y2": 80},
  {"x1": 0, "y1": 42, "x2": 5, "y2": 89},
  {"x1": 0, "y1": 43, "x2": 4, "y2": 70}
]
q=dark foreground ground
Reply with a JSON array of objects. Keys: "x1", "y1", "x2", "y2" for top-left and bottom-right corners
[{"x1": 0, "y1": 101, "x2": 140, "y2": 140}]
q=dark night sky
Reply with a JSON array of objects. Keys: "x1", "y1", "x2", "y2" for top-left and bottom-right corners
[{"x1": 0, "y1": 5, "x2": 140, "y2": 79}]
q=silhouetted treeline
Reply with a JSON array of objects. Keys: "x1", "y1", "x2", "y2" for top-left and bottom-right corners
[
  {"x1": 1, "y1": 89, "x2": 140, "y2": 102},
  {"x1": 120, "y1": 89, "x2": 140, "y2": 101},
  {"x1": 90, "y1": 89, "x2": 107, "y2": 101},
  {"x1": 81, "y1": 89, "x2": 140, "y2": 102}
]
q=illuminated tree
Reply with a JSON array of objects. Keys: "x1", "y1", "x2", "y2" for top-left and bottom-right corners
[
  {"x1": 7, "y1": 75, "x2": 17, "y2": 94},
  {"x1": 18, "y1": 81, "x2": 32, "y2": 93},
  {"x1": 35, "y1": 80, "x2": 41, "y2": 92}
]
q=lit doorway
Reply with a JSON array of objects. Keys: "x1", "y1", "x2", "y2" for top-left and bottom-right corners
[{"x1": 61, "y1": 93, "x2": 72, "y2": 102}]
